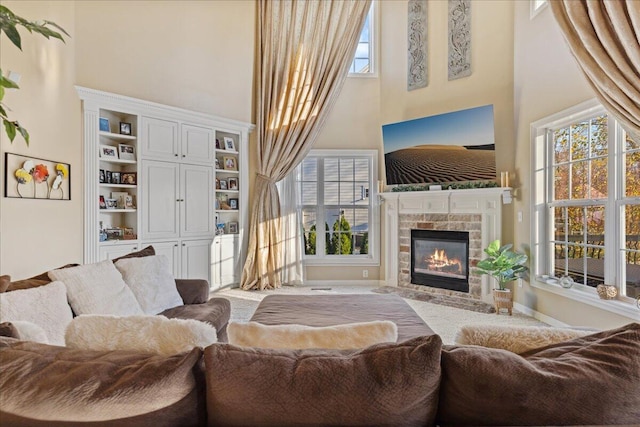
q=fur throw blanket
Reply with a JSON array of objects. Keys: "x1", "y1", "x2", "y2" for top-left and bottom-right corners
[
  {"x1": 228, "y1": 320, "x2": 398, "y2": 350},
  {"x1": 66, "y1": 315, "x2": 217, "y2": 356}
]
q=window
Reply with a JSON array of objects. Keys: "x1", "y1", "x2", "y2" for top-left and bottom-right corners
[
  {"x1": 349, "y1": 2, "x2": 376, "y2": 75},
  {"x1": 296, "y1": 149, "x2": 379, "y2": 265},
  {"x1": 532, "y1": 100, "x2": 640, "y2": 304}
]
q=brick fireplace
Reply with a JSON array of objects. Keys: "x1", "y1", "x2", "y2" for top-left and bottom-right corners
[{"x1": 380, "y1": 188, "x2": 511, "y2": 304}]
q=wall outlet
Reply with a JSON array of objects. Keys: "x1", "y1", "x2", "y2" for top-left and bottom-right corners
[
  {"x1": 362, "y1": 269, "x2": 369, "y2": 278},
  {"x1": 518, "y1": 278, "x2": 523, "y2": 288}
]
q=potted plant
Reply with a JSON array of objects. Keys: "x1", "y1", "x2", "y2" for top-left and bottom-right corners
[{"x1": 475, "y1": 239, "x2": 528, "y2": 315}]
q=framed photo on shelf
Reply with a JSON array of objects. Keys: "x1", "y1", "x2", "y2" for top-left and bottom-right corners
[
  {"x1": 111, "y1": 172, "x2": 121, "y2": 184},
  {"x1": 119, "y1": 122, "x2": 132, "y2": 135},
  {"x1": 228, "y1": 221, "x2": 238, "y2": 234},
  {"x1": 105, "y1": 198, "x2": 118, "y2": 210},
  {"x1": 100, "y1": 145, "x2": 118, "y2": 160},
  {"x1": 215, "y1": 158, "x2": 221, "y2": 169},
  {"x1": 215, "y1": 177, "x2": 220, "y2": 189},
  {"x1": 124, "y1": 195, "x2": 135, "y2": 209},
  {"x1": 99, "y1": 169, "x2": 105, "y2": 183},
  {"x1": 99, "y1": 117, "x2": 110, "y2": 132},
  {"x1": 223, "y1": 137, "x2": 235, "y2": 151},
  {"x1": 228, "y1": 177, "x2": 238, "y2": 190},
  {"x1": 229, "y1": 198, "x2": 238, "y2": 210},
  {"x1": 99, "y1": 195, "x2": 106, "y2": 209},
  {"x1": 223, "y1": 156, "x2": 237, "y2": 170},
  {"x1": 105, "y1": 171, "x2": 112, "y2": 184},
  {"x1": 118, "y1": 144, "x2": 136, "y2": 161},
  {"x1": 111, "y1": 191, "x2": 128, "y2": 209},
  {"x1": 220, "y1": 179, "x2": 228, "y2": 190},
  {"x1": 215, "y1": 139, "x2": 221, "y2": 149},
  {"x1": 121, "y1": 172, "x2": 137, "y2": 185}
]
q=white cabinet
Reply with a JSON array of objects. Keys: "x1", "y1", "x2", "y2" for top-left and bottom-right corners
[
  {"x1": 182, "y1": 124, "x2": 215, "y2": 164},
  {"x1": 211, "y1": 234, "x2": 241, "y2": 289},
  {"x1": 141, "y1": 161, "x2": 213, "y2": 240},
  {"x1": 148, "y1": 239, "x2": 209, "y2": 281},
  {"x1": 99, "y1": 243, "x2": 141, "y2": 261},
  {"x1": 150, "y1": 240, "x2": 180, "y2": 278},
  {"x1": 142, "y1": 118, "x2": 214, "y2": 164}
]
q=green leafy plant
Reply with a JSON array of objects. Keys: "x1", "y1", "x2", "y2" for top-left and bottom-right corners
[
  {"x1": 475, "y1": 239, "x2": 528, "y2": 290},
  {"x1": 0, "y1": 5, "x2": 69, "y2": 145}
]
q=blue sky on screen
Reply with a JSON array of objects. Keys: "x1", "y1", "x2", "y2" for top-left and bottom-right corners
[{"x1": 382, "y1": 104, "x2": 495, "y2": 154}]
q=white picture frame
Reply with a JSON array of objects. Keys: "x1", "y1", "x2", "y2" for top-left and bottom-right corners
[
  {"x1": 118, "y1": 144, "x2": 136, "y2": 161},
  {"x1": 223, "y1": 137, "x2": 235, "y2": 151},
  {"x1": 100, "y1": 145, "x2": 118, "y2": 160}
]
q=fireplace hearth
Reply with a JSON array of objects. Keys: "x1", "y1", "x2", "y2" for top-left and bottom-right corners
[{"x1": 411, "y1": 229, "x2": 470, "y2": 293}]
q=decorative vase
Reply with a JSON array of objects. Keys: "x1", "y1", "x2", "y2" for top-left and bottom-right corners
[
  {"x1": 596, "y1": 284, "x2": 618, "y2": 300},
  {"x1": 493, "y1": 288, "x2": 512, "y2": 315}
]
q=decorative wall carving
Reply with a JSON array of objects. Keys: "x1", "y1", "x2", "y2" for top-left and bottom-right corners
[
  {"x1": 448, "y1": 0, "x2": 471, "y2": 80},
  {"x1": 407, "y1": 0, "x2": 428, "y2": 91}
]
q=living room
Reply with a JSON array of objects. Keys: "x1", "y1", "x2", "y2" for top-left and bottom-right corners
[{"x1": 0, "y1": 0, "x2": 638, "y2": 337}]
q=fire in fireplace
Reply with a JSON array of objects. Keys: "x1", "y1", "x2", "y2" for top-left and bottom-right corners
[{"x1": 411, "y1": 229, "x2": 470, "y2": 292}]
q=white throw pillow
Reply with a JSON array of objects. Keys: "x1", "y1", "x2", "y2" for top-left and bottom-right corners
[
  {"x1": 227, "y1": 320, "x2": 398, "y2": 350},
  {"x1": 454, "y1": 324, "x2": 595, "y2": 354},
  {"x1": 66, "y1": 315, "x2": 217, "y2": 356},
  {"x1": 0, "y1": 281, "x2": 72, "y2": 345},
  {"x1": 115, "y1": 255, "x2": 183, "y2": 314},
  {"x1": 10, "y1": 320, "x2": 49, "y2": 344},
  {"x1": 48, "y1": 260, "x2": 143, "y2": 316}
]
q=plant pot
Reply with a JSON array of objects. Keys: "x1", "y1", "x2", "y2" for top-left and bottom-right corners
[{"x1": 493, "y1": 288, "x2": 512, "y2": 315}]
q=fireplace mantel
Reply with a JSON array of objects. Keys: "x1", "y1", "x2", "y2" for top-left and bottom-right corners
[{"x1": 380, "y1": 188, "x2": 511, "y2": 303}]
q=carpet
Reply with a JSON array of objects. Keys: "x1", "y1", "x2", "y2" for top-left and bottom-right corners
[{"x1": 372, "y1": 286, "x2": 495, "y2": 314}]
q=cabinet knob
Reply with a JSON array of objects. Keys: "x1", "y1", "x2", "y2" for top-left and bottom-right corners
[
  {"x1": 182, "y1": 243, "x2": 186, "y2": 247},
  {"x1": 182, "y1": 154, "x2": 186, "y2": 158},
  {"x1": 174, "y1": 244, "x2": 178, "y2": 247},
  {"x1": 132, "y1": 247, "x2": 137, "y2": 250},
  {"x1": 175, "y1": 153, "x2": 179, "y2": 157}
]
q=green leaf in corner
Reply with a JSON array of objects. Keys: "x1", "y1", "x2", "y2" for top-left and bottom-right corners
[
  {"x1": 17, "y1": 123, "x2": 29, "y2": 145},
  {"x1": 3, "y1": 118, "x2": 17, "y2": 142}
]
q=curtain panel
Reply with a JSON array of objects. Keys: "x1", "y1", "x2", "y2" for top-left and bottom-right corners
[
  {"x1": 241, "y1": 0, "x2": 371, "y2": 290},
  {"x1": 550, "y1": 0, "x2": 640, "y2": 138}
]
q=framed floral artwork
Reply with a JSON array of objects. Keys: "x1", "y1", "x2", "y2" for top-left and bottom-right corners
[{"x1": 4, "y1": 153, "x2": 71, "y2": 200}]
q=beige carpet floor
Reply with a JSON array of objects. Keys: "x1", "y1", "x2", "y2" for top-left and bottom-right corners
[{"x1": 213, "y1": 284, "x2": 547, "y2": 345}]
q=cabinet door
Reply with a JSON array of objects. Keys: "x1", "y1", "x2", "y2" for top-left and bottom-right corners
[
  {"x1": 181, "y1": 164, "x2": 214, "y2": 238},
  {"x1": 211, "y1": 234, "x2": 240, "y2": 289},
  {"x1": 147, "y1": 240, "x2": 180, "y2": 278},
  {"x1": 99, "y1": 244, "x2": 140, "y2": 261},
  {"x1": 140, "y1": 117, "x2": 179, "y2": 161},
  {"x1": 181, "y1": 239, "x2": 211, "y2": 282},
  {"x1": 141, "y1": 160, "x2": 180, "y2": 240},
  {"x1": 181, "y1": 124, "x2": 214, "y2": 164}
]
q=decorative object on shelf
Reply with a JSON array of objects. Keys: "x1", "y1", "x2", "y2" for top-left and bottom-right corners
[
  {"x1": 99, "y1": 195, "x2": 106, "y2": 209},
  {"x1": 216, "y1": 223, "x2": 226, "y2": 235},
  {"x1": 500, "y1": 171, "x2": 510, "y2": 187},
  {"x1": 475, "y1": 239, "x2": 528, "y2": 316},
  {"x1": 215, "y1": 139, "x2": 221, "y2": 149},
  {"x1": 111, "y1": 191, "x2": 128, "y2": 209},
  {"x1": 448, "y1": 0, "x2": 471, "y2": 80},
  {"x1": 596, "y1": 284, "x2": 618, "y2": 300},
  {"x1": 407, "y1": 0, "x2": 428, "y2": 91},
  {"x1": 105, "y1": 228, "x2": 124, "y2": 240},
  {"x1": 124, "y1": 195, "x2": 135, "y2": 209},
  {"x1": 0, "y1": 4, "x2": 68, "y2": 145},
  {"x1": 215, "y1": 158, "x2": 221, "y2": 169},
  {"x1": 119, "y1": 122, "x2": 132, "y2": 135},
  {"x1": 120, "y1": 172, "x2": 137, "y2": 185},
  {"x1": 118, "y1": 144, "x2": 136, "y2": 161},
  {"x1": 99, "y1": 117, "x2": 110, "y2": 132},
  {"x1": 215, "y1": 177, "x2": 221, "y2": 189},
  {"x1": 229, "y1": 198, "x2": 238, "y2": 210},
  {"x1": 99, "y1": 145, "x2": 118, "y2": 159},
  {"x1": 229, "y1": 221, "x2": 238, "y2": 234},
  {"x1": 123, "y1": 227, "x2": 136, "y2": 240},
  {"x1": 99, "y1": 169, "x2": 105, "y2": 183},
  {"x1": 223, "y1": 156, "x2": 237, "y2": 170},
  {"x1": 224, "y1": 137, "x2": 235, "y2": 151},
  {"x1": 105, "y1": 198, "x2": 118, "y2": 210},
  {"x1": 105, "y1": 170, "x2": 112, "y2": 184},
  {"x1": 559, "y1": 275, "x2": 574, "y2": 289},
  {"x1": 228, "y1": 177, "x2": 238, "y2": 190},
  {"x1": 5, "y1": 153, "x2": 70, "y2": 200},
  {"x1": 111, "y1": 172, "x2": 121, "y2": 184},
  {"x1": 220, "y1": 179, "x2": 228, "y2": 190}
]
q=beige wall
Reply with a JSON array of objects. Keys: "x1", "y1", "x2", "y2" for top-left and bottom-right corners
[
  {"x1": 0, "y1": 1, "x2": 82, "y2": 279},
  {"x1": 513, "y1": 2, "x2": 632, "y2": 327},
  {"x1": 307, "y1": 0, "x2": 515, "y2": 282}
]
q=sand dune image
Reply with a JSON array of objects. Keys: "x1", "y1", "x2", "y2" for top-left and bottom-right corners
[{"x1": 385, "y1": 145, "x2": 496, "y2": 185}]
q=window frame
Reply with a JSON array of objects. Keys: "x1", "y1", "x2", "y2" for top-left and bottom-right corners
[
  {"x1": 530, "y1": 0, "x2": 548, "y2": 20},
  {"x1": 297, "y1": 149, "x2": 380, "y2": 266},
  {"x1": 530, "y1": 99, "x2": 639, "y2": 318},
  {"x1": 348, "y1": 1, "x2": 378, "y2": 78}
]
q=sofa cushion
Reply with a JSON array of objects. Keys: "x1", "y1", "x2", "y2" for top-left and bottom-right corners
[
  {"x1": 1, "y1": 264, "x2": 80, "y2": 293},
  {"x1": 115, "y1": 255, "x2": 183, "y2": 314},
  {"x1": 204, "y1": 335, "x2": 442, "y2": 427},
  {"x1": 0, "y1": 281, "x2": 73, "y2": 345},
  {"x1": 0, "y1": 339, "x2": 206, "y2": 427},
  {"x1": 112, "y1": 244, "x2": 156, "y2": 263},
  {"x1": 454, "y1": 324, "x2": 594, "y2": 354},
  {"x1": 438, "y1": 323, "x2": 640, "y2": 426},
  {"x1": 6, "y1": 320, "x2": 49, "y2": 343},
  {"x1": 228, "y1": 320, "x2": 398, "y2": 349},
  {"x1": 48, "y1": 260, "x2": 143, "y2": 316},
  {"x1": 0, "y1": 275, "x2": 9, "y2": 293},
  {"x1": 161, "y1": 297, "x2": 231, "y2": 342},
  {"x1": 66, "y1": 314, "x2": 217, "y2": 356}
]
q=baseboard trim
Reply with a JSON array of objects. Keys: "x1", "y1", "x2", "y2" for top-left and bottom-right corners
[
  {"x1": 513, "y1": 302, "x2": 568, "y2": 327},
  {"x1": 302, "y1": 280, "x2": 381, "y2": 287}
]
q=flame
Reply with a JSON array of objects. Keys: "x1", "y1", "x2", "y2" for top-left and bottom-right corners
[{"x1": 426, "y1": 248, "x2": 462, "y2": 274}]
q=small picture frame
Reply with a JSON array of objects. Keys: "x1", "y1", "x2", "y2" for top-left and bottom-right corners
[
  {"x1": 118, "y1": 144, "x2": 136, "y2": 161},
  {"x1": 99, "y1": 169, "x2": 105, "y2": 183},
  {"x1": 215, "y1": 177, "x2": 221, "y2": 189},
  {"x1": 111, "y1": 191, "x2": 128, "y2": 208},
  {"x1": 99, "y1": 117, "x2": 110, "y2": 132},
  {"x1": 229, "y1": 198, "x2": 238, "y2": 210},
  {"x1": 215, "y1": 139, "x2": 221, "y2": 149},
  {"x1": 99, "y1": 195, "x2": 106, "y2": 209},
  {"x1": 105, "y1": 198, "x2": 118, "y2": 210},
  {"x1": 111, "y1": 172, "x2": 121, "y2": 184},
  {"x1": 100, "y1": 145, "x2": 118, "y2": 160},
  {"x1": 228, "y1": 177, "x2": 238, "y2": 190},
  {"x1": 223, "y1": 137, "x2": 235, "y2": 151},
  {"x1": 215, "y1": 158, "x2": 221, "y2": 169},
  {"x1": 119, "y1": 122, "x2": 132, "y2": 135},
  {"x1": 220, "y1": 179, "x2": 228, "y2": 190},
  {"x1": 228, "y1": 221, "x2": 238, "y2": 234},
  {"x1": 121, "y1": 172, "x2": 137, "y2": 185},
  {"x1": 223, "y1": 156, "x2": 237, "y2": 170},
  {"x1": 124, "y1": 195, "x2": 135, "y2": 209},
  {"x1": 105, "y1": 170, "x2": 112, "y2": 184},
  {"x1": 106, "y1": 228, "x2": 124, "y2": 240}
]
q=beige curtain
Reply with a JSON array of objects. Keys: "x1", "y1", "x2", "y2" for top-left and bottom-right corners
[
  {"x1": 241, "y1": 0, "x2": 371, "y2": 290},
  {"x1": 550, "y1": 0, "x2": 640, "y2": 137}
]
